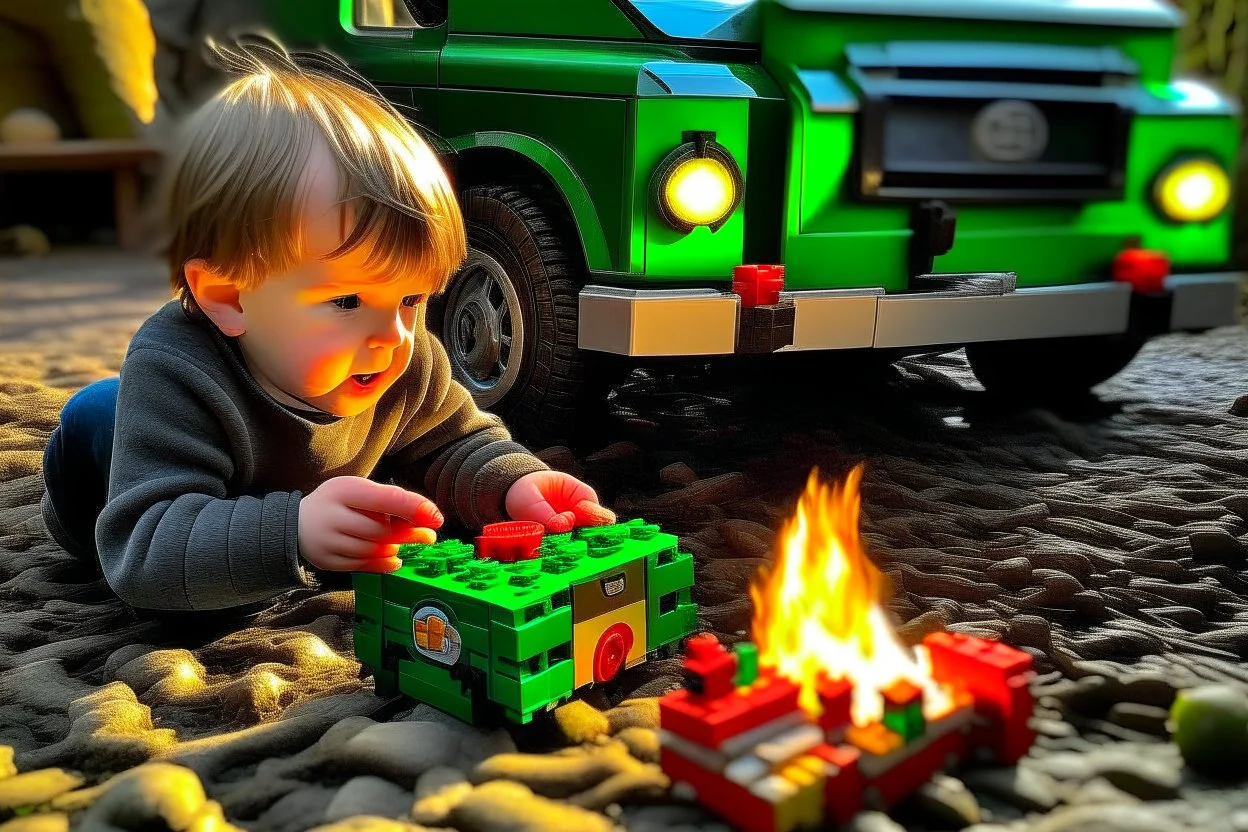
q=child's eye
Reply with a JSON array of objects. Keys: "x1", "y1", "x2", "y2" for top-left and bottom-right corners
[
  {"x1": 331, "y1": 295, "x2": 361, "y2": 310},
  {"x1": 401, "y1": 294, "x2": 426, "y2": 308}
]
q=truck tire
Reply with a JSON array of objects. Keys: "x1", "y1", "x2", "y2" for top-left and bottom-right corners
[
  {"x1": 965, "y1": 333, "x2": 1147, "y2": 401},
  {"x1": 428, "y1": 184, "x2": 602, "y2": 445}
]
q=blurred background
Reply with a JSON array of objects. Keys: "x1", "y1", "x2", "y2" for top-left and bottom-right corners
[{"x1": 0, "y1": 0, "x2": 1245, "y2": 262}]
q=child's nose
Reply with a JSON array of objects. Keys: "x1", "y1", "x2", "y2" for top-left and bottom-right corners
[{"x1": 366, "y1": 310, "x2": 406, "y2": 349}]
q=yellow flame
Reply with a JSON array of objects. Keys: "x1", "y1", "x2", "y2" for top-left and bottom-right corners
[{"x1": 750, "y1": 465, "x2": 950, "y2": 726}]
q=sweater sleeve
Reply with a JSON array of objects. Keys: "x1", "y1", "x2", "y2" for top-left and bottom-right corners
[
  {"x1": 95, "y1": 347, "x2": 316, "y2": 612},
  {"x1": 384, "y1": 331, "x2": 548, "y2": 529}
]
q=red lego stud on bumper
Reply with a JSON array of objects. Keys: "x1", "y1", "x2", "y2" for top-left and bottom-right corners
[
  {"x1": 475, "y1": 520, "x2": 545, "y2": 563},
  {"x1": 733, "y1": 264, "x2": 785, "y2": 308},
  {"x1": 1112, "y1": 249, "x2": 1170, "y2": 295}
]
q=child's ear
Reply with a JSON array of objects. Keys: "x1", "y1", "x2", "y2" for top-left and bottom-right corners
[{"x1": 184, "y1": 259, "x2": 246, "y2": 336}]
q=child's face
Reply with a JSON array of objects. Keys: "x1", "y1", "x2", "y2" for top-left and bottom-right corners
[{"x1": 234, "y1": 146, "x2": 435, "y2": 417}]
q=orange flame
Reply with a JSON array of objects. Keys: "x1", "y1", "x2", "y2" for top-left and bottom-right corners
[{"x1": 750, "y1": 465, "x2": 950, "y2": 726}]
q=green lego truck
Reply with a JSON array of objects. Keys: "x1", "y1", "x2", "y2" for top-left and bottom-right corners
[
  {"x1": 352, "y1": 519, "x2": 697, "y2": 724},
  {"x1": 266, "y1": 0, "x2": 1243, "y2": 440}
]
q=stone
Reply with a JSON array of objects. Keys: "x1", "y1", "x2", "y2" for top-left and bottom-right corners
[
  {"x1": 659, "y1": 462, "x2": 699, "y2": 488},
  {"x1": 0, "y1": 770, "x2": 85, "y2": 812},
  {"x1": 0, "y1": 747, "x2": 15, "y2": 780},
  {"x1": 1026, "y1": 746, "x2": 1182, "y2": 801},
  {"x1": 71, "y1": 763, "x2": 211, "y2": 831},
  {"x1": 324, "y1": 777, "x2": 413, "y2": 824},
  {"x1": 566, "y1": 767, "x2": 669, "y2": 811},
  {"x1": 961, "y1": 765, "x2": 1061, "y2": 812},
  {"x1": 0, "y1": 813, "x2": 71, "y2": 832},
  {"x1": 1026, "y1": 803, "x2": 1175, "y2": 832},
  {"x1": 414, "y1": 767, "x2": 468, "y2": 801},
  {"x1": 553, "y1": 701, "x2": 610, "y2": 744},
  {"x1": 256, "y1": 785, "x2": 338, "y2": 832},
  {"x1": 912, "y1": 773, "x2": 981, "y2": 828},
  {"x1": 843, "y1": 811, "x2": 908, "y2": 832},
  {"x1": 335, "y1": 721, "x2": 508, "y2": 789},
  {"x1": 1064, "y1": 776, "x2": 1141, "y2": 807},
  {"x1": 615, "y1": 728, "x2": 659, "y2": 763},
  {"x1": 1188, "y1": 530, "x2": 1245, "y2": 565},
  {"x1": 1107, "y1": 703, "x2": 1170, "y2": 737},
  {"x1": 621, "y1": 804, "x2": 731, "y2": 832},
  {"x1": 409, "y1": 780, "x2": 473, "y2": 826},
  {"x1": 1230, "y1": 394, "x2": 1248, "y2": 417},
  {"x1": 448, "y1": 780, "x2": 617, "y2": 832},
  {"x1": 472, "y1": 742, "x2": 640, "y2": 799},
  {"x1": 307, "y1": 817, "x2": 438, "y2": 832},
  {"x1": 605, "y1": 699, "x2": 660, "y2": 734},
  {"x1": 1033, "y1": 718, "x2": 1077, "y2": 739},
  {"x1": 1087, "y1": 749, "x2": 1182, "y2": 801}
]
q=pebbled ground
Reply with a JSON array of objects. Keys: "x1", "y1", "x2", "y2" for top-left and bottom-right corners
[{"x1": 0, "y1": 250, "x2": 1245, "y2": 831}]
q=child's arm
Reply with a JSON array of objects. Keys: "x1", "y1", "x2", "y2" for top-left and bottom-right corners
[{"x1": 95, "y1": 347, "x2": 314, "y2": 612}]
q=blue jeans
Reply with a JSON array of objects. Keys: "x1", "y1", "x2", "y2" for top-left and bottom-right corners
[
  {"x1": 42, "y1": 377, "x2": 275, "y2": 629},
  {"x1": 42, "y1": 377, "x2": 118, "y2": 570}
]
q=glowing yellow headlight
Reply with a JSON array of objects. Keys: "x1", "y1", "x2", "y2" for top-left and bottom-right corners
[
  {"x1": 663, "y1": 157, "x2": 738, "y2": 228},
  {"x1": 1154, "y1": 158, "x2": 1231, "y2": 223}
]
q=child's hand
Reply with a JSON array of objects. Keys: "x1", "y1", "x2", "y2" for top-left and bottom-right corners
[
  {"x1": 504, "y1": 471, "x2": 616, "y2": 534},
  {"x1": 298, "y1": 476, "x2": 443, "y2": 573}
]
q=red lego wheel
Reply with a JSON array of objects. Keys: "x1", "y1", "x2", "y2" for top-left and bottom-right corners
[{"x1": 594, "y1": 623, "x2": 634, "y2": 683}]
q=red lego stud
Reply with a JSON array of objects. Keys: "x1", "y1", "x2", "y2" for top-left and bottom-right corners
[
  {"x1": 733, "y1": 264, "x2": 785, "y2": 309},
  {"x1": 475, "y1": 520, "x2": 545, "y2": 563},
  {"x1": 1112, "y1": 248, "x2": 1170, "y2": 295},
  {"x1": 682, "y1": 632, "x2": 738, "y2": 700},
  {"x1": 594, "y1": 622, "x2": 634, "y2": 682}
]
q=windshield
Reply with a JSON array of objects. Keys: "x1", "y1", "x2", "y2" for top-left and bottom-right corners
[{"x1": 623, "y1": 0, "x2": 759, "y2": 42}]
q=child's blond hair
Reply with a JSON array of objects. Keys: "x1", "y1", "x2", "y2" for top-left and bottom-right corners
[{"x1": 163, "y1": 35, "x2": 466, "y2": 313}]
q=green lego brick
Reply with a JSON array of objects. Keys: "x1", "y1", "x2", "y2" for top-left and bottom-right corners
[
  {"x1": 490, "y1": 658, "x2": 575, "y2": 719},
  {"x1": 491, "y1": 605, "x2": 572, "y2": 661},
  {"x1": 354, "y1": 626, "x2": 384, "y2": 669},
  {"x1": 353, "y1": 594, "x2": 384, "y2": 627},
  {"x1": 383, "y1": 601, "x2": 490, "y2": 656},
  {"x1": 352, "y1": 572, "x2": 383, "y2": 598},
  {"x1": 649, "y1": 592, "x2": 698, "y2": 651},
  {"x1": 647, "y1": 550, "x2": 695, "y2": 600},
  {"x1": 397, "y1": 661, "x2": 475, "y2": 723}
]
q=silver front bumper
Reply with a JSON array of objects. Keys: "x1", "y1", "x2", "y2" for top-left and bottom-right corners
[{"x1": 578, "y1": 272, "x2": 1244, "y2": 357}]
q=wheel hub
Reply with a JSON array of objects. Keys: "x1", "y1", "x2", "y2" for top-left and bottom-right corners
[{"x1": 442, "y1": 249, "x2": 525, "y2": 409}]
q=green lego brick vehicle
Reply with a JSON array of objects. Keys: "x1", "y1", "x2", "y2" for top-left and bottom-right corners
[
  {"x1": 352, "y1": 519, "x2": 697, "y2": 724},
  {"x1": 267, "y1": 0, "x2": 1243, "y2": 441}
]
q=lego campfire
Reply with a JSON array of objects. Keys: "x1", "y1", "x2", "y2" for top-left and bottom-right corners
[{"x1": 658, "y1": 466, "x2": 1037, "y2": 832}]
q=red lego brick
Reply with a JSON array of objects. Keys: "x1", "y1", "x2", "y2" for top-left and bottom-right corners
[
  {"x1": 733, "y1": 264, "x2": 785, "y2": 308},
  {"x1": 922, "y1": 632, "x2": 1035, "y2": 764},
  {"x1": 661, "y1": 746, "x2": 782, "y2": 832},
  {"x1": 1112, "y1": 248, "x2": 1170, "y2": 295},
  {"x1": 661, "y1": 670, "x2": 803, "y2": 749},
  {"x1": 475, "y1": 521, "x2": 544, "y2": 563},
  {"x1": 683, "y1": 632, "x2": 738, "y2": 700},
  {"x1": 864, "y1": 725, "x2": 967, "y2": 809},
  {"x1": 816, "y1": 674, "x2": 853, "y2": 739},
  {"x1": 812, "y1": 743, "x2": 863, "y2": 826}
]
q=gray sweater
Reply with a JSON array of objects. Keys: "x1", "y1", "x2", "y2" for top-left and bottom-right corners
[{"x1": 92, "y1": 301, "x2": 548, "y2": 612}]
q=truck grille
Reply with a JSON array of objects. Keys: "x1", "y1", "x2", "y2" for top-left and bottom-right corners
[{"x1": 847, "y1": 43, "x2": 1134, "y2": 203}]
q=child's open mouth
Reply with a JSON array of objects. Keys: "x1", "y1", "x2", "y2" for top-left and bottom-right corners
[{"x1": 351, "y1": 373, "x2": 380, "y2": 387}]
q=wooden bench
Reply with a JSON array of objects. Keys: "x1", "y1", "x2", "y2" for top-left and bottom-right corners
[{"x1": 0, "y1": 139, "x2": 161, "y2": 249}]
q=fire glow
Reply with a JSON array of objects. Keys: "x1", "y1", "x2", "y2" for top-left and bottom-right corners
[{"x1": 749, "y1": 465, "x2": 952, "y2": 726}]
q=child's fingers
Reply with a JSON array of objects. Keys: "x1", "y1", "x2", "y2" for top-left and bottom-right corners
[
  {"x1": 572, "y1": 499, "x2": 616, "y2": 527},
  {"x1": 379, "y1": 524, "x2": 438, "y2": 545},
  {"x1": 350, "y1": 557, "x2": 404, "y2": 574},
  {"x1": 340, "y1": 480, "x2": 444, "y2": 528},
  {"x1": 544, "y1": 511, "x2": 576, "y2": 534}
]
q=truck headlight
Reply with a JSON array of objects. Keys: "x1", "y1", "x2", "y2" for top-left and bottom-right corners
[
  {"x1": 1153, "y1": 157, "x2": 1231, "y2": 223},
  {"x1": 652, "y1": 133, "x2": 743, "y2": 233}
]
